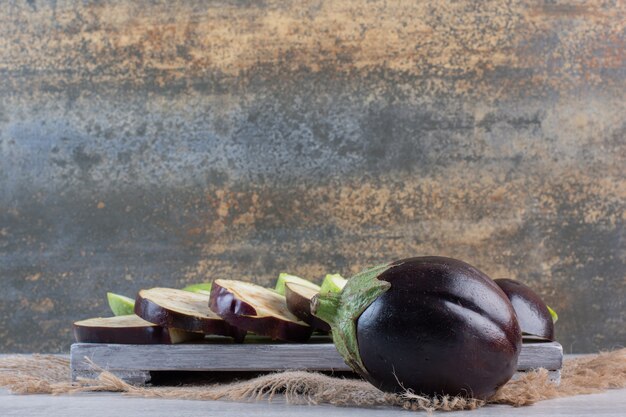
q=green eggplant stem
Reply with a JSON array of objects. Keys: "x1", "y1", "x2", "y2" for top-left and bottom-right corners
[
  {"x1": 311, "y1": 262, "x2": 395, "y2": 379},
  {"x1": 311, "y1": 292, "x2": 341, "y2": 327}
]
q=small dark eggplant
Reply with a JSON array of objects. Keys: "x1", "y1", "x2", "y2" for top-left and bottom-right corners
[
  {"x1": 73, "y1": 315, "x2": 203, "y2": 344},
  {"x1": 494, "y1": 278, "x2": 555, "y2": 341},
  {"x1": 285, "y1": 282, "x2": 331, "y2": 332},
  {"x1": 312, "y1": 257, "x2": 521, "y2": 400},
  {"x1": 210, "y1": 279, "x2": 313, "y2": 342}
]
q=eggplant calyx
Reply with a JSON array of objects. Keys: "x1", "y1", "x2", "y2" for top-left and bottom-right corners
[
  {"x1": 312, "y1": 262, "x2": 393, "y2": 379},
  {"x1": 310, "y1": 292, "x2": 341, "y2": 326}
]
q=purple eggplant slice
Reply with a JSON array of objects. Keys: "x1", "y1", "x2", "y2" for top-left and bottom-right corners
[
  {"x1": 285, "y1": 282, "x2": 331, "y2": 332},
  {"x1": 312, "y1": 257, "x2": 522, "y2": 400},
  {"x1": 210, "y1": 279, "x2": 313, "y2": 342},
  {"x1": 73, "y1": 315, "x2": 203, "y2": 344},
  {"x1": 495, "y1": 278, "x2": 555, "y2": 341},
  {"x1": 135, "y1": 287, "x2": 246, "y2": 342}
]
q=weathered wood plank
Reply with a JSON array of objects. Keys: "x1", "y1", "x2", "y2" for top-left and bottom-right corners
[
  {"x1": 517, "y1": 341, "x2": 563, "y2": 371},
  {"x1": 71, "y1": 340, "x2": 562, "y2": 384},
  {"x1": 71, "y1": 342, "x2": 349, "y2": 373}
]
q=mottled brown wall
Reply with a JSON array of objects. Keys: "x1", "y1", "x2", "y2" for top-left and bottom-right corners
[{"x1": 0, "y1": 0, "x2": 624, "y2": 353}]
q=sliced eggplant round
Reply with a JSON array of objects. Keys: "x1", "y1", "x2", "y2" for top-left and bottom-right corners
[
  {"x1": 135, "y1": 287, "x2": 246, "y2": 342},
  {"x1": 285, "y1": 282, "x2": 331, "y2": 332},
  {"x1": 73, "y1": 315, "x2": 202, "y2": 344},
  {"x1": 210, "y1": 279, "x2": 313, "y2": 342},
  {"x1": 495, "y1": 278, "x2": 555, "y2": 341}
]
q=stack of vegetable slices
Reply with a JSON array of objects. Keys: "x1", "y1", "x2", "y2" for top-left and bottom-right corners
[{"x1": 73, "y1": 273, "x2": 346, "y2": 344}]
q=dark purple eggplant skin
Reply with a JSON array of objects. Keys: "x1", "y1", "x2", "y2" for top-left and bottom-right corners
[
  {"x1": 209, "y1": 281, "x2": 313, "y2": 342},
  {"x1": 285, "y1": 283, "x2": 331, "y2": 332},
  {"x1": 74, "y1": 323, "x2": 175, "y2": 344},
  {"x1": 495, "y1": 278, "x2": 555, "y2": 341},
  {"x1": 356, "y1": 257, "x2": 521, "y2": 400},
  {"x1": 135, "y1": 293, "x2": 246, "y2": 342}
]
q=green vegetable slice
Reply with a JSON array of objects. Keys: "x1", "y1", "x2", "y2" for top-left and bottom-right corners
[
  {"x1": 547, "y1": 305, "x2": 558, "y2": 323},
  {"x1": 107, "y1": 292, "x2": 135, "y2": 316},
  {"x1": 274, "y1": 273, "x2": 319, "y2": 296},
  {"x1": 320, "y1": 273, "x2": 347, "y2": 294},
  {"x1": 182, "y1": 282, "x2": 213, "y2": 295}
]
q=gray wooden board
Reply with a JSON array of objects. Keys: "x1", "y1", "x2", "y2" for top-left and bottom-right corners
[{"x1": 71, "y1": 339, "x2": 563, "y2": 385}]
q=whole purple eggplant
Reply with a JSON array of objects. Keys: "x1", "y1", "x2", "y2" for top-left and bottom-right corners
[{"x1": 312, "y1": 257, "x2": 521, "y2": 400}]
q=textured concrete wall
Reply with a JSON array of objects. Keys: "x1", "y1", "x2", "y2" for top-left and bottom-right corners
[{"x1": 0, "y1": 0, "x2": 624, "y2": 353}]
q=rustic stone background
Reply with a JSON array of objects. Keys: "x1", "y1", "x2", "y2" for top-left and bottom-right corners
[{"x1": 0, "y1": 0, "x2": 624, "y2": 353}]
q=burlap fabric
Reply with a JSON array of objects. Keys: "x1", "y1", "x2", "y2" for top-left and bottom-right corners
[{"x1": 1, "y1": 349, "x2": 625, "y2": 412}]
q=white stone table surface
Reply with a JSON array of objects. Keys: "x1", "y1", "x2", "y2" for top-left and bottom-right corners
[{"x1": 2, "y1": 388, "x2": 625, "y2": 417}]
